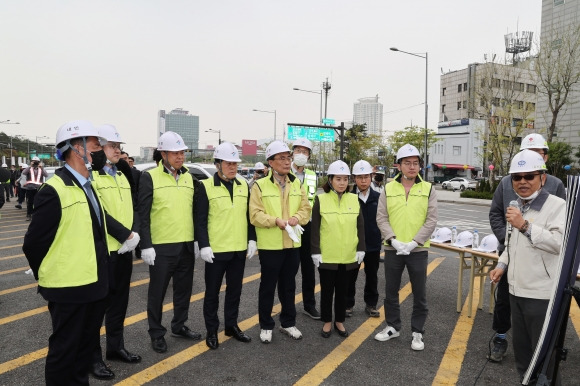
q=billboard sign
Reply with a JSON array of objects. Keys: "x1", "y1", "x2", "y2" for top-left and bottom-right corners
[
  {"x1": 242, "y1": 139, "x2": 257, "y2": 156},
  {"x1": 287, "y1": 125, "x2": 335, "y2": 142}
]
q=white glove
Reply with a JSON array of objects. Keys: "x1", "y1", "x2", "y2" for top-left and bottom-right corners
[
  {"x1": 141, "y1": 248, "x2": 156, "y2": 266},
  {"x1": 391, "y1": 239, "x2": 409, "y2": 255},
  {"x1": 311, "y1": 254, "x2": 322, "y2": 268},
  {"x1": 25, "y1": 268, "x2": 33, "y2": 276},
  {"x1": 200, "y1": 247, "x2": 215, "y2": 263},
  {"x1": 292, "y1": 224, "x2": 304, "y2": 236},
  {"x1": 246, "y1": 240, "x2": 257, "y2": 259},
  {"x1": 118, "y1": 232, "x2": 140, "y2": 254},
  {"x1": 194, "y1": 241, "x2": 200, "y2": 259},
  {"x1": 356, "y1": 251, "x2": 365, "y2": 264},
  {"x1": 285, "y1": 223, "x2": 300, "y2": 243},
  {"x1": 404, "y1": 240, "x2": 418, "y2": 254}
]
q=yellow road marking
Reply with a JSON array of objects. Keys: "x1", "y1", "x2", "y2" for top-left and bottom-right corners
[
  {"x1": 569, "y1": 298, "x2": 580, "y2": 339},
  {"x1": 0, "y1": 236, "x2": 23, "y2": 241},
  {"x1": 0, "y1": 254, "x2": 24, "y2": 261},
  {"x1": 0, "y1": 244, "x2": 21, "y2": 250},
  {"x1": 0, "y1": 283, "x2": 37, "y2": 296},
  {"x1": 294, "y1": 257, "x2": 445, "y2": 386},
  {"x1": 0, "y1": 266, "x2": 28, "y2": 276},
  {"x1": 432, "y1": 271, "x2": 482, "y2": 385},
  {"x1": 0, "y1": 272, "x2": 262, "y2": 374}
]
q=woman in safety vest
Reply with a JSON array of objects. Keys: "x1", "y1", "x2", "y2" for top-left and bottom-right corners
[{"x1": 310, "y1": 160, "x2": 365, "y2": 338}]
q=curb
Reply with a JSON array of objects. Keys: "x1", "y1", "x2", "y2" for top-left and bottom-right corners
[{"x1": 437, "y1": 199, "x2": 491, "y2": 207}]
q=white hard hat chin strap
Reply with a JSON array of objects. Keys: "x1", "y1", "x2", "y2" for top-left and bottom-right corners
[
  {"x1": 162, "y1": 152, "x2": 176, "y2": 173},
  {"x1": 71, "y1": 137, "x2": 94, "y2": 180},
  {"x1": 216, "y1": 161, "x2": 231, "y2": 182}
]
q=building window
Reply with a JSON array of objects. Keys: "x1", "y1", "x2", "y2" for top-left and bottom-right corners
[
  {"x1": 441, "y1": 104, "x2": 446, "y2": 113},
  {"x1": 527, "y1": 84, "x2": 537, "y2": 93},
  {"x1": 458, "y1": 84, "x2": 462, "y2": 93},
  {"x1": 457, "y1": 102, "x2": 462, "y2": 110},
  {"x1": 492, "y1": 78, "x2": 501, "y2": 88},
  {"x1": 503, "y1": 80, "x2": 513, "y2": 90},
  {"x1": 463, "y1": 83, "x2": 467, "y2": 91},
  {"x1": 479, "y1": 98, "x2": 486, "y2": 107},
  {"x1": 554, "y1": 0, "x2": 564, "y2": 5},
  {"x1": 515, "y1": 100, "x2": 524, "y2": 109},
  {"x1": 492, "y1": 97, "x2": 500, "y2": 106},
  {"x1": 515, "y1": 82, "x2": 525, "y2": 92},
  {"x1": 453, "y1": 146, "x2": 461, "y2": 156},
  {"x1": 463, "y1": 100, "x2": 467, "y2": 109},
  {"x1": 442, "y1": 87, "x2": 446, "y2": 96},
  {"x1": 526, "y1": 102, "x2": 536, "y2": 111}
]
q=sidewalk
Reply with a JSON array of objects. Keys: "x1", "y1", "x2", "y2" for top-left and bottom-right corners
[{"x1": 435, "y1": 187, "x2": 491, "y2": 207}]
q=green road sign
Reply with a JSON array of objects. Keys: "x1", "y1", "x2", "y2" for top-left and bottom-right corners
[
  {"x1": 322, "y1": 118, "x2": 335, "y2": 125},
  {"x1": 287, "y1": 125, "x2": 335, "y2": 142}
]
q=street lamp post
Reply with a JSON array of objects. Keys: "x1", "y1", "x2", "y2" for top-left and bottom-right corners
[
  {"x1": 252, "y1": 109, "x2": 277, "y2": 141},
  {"x1": 390, "y1": 47, "x2": 429, "y2": 181},
  {"x1": 293, "y1": 88, "x2": 323, "y2": 124},
  {"x1": 205, "y1": 129, "x2": 221, "y2": 145}
]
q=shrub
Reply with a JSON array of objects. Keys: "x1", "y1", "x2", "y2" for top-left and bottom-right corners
[{"x1": 460, "y1": 190, "x2": 494, "y2": 200}]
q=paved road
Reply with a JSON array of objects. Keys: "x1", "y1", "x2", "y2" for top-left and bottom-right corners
[{"x1": 1, "y1": 198, "x2": 579, "y2": 385}]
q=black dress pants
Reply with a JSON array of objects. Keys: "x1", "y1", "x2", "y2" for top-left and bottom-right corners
[
  {"x1": 298, "y1": 222, "x2": 316, "y2": 310},
  {"x1": 346, "y1": 250, "x2": 380, "y2": 309},
  {"x1": 318, "y1": 264, "x2": 349, "y2": 323}
]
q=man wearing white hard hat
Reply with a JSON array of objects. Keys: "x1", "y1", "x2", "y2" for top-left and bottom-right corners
[
  {"x1": 375, "y1": 144, "x2": 438, "y2": 351},
  {"x1": 489, "y1": 149, "x2": 565, "y2": 380},
  {"x1": 195, "y1": 142, "x2": 256, "y2": 349},
  {"x1": 487, "y1": 133, "x2": 566, "y2": 363},
  {"x1": 138, "y1": 131, "x2": 201, "y2": 354},
  {"x1": 90, "y1": 124, "x2": 142, "y2": 379},
  {"x1": 22, "y1": 120, "x2": 114, "y2": 385},
  {"x1": 14, "y1": 163, "x2": 27, "y2": 209},
  {"x1": 249, "y1": 140, "x2": 311, "y2": 343},
  {"x1": 21, "y1": 155, "x2": 48, "y2": 220},
  {"x1": 311, "y1": 160, "x2": 365, "y2": 338},
  {"x1": 346, "y1": 160, "x2": 382, "y2": 318},
  {"x1": 248, "y1": 161, "x2": 267, "y2": 190},
  {"x1": 291, "y1": 138, "x2": 321, "y2": 320}
]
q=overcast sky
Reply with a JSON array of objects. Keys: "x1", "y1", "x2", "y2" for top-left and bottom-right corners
[{"x1": 1, "y1": 0, "x2": 541, "y2": 157}]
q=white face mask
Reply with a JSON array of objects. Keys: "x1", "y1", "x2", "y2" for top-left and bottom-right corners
[
  {"x1": 515, "y1": 188, "x2": 541, "y2": 201},
  {"x1": 293, "y1": 153, "x2": 308, "y2": 167}
]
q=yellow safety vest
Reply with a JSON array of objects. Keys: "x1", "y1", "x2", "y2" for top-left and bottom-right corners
[
  {"x1": 255, "y1": 174, "x2": 303, "y2": 250},
  {"x1": 202, "y1": 177, "x2": 248, "y2": 252},
  {"x1": 147, "y1": 163, "x2": 194, "y2": 244},
  {"x1": 92, "y1": 170, "x2": 134, "y2": 252},
  {"x1": 303, "y1": 169, "x2": 317, "y2": 207},
  {"x1": 39, "y1": 175, "x2": 106, "y2": 288},
  {"x1": 385, "y1": 177, "x2": 431, "y2": 247},
  {"x1": 318, "y1": 191, "x2": 359, "y2": 263}
]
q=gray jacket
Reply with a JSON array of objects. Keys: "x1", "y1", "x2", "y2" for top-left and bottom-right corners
[{"x1": 489, "y1": 174, "x2": 566, "y2": 252}]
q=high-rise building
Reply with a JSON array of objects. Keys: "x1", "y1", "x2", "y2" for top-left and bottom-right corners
[
  {"x1": 157, "y1": 108, "x2": 199, "y2": 151},
  {"x1": 353, "y1": 96, "x2": 383, "y2": 136}
]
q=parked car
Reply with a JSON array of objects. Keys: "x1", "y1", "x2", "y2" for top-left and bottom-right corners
[{"x1": 441, "y1": 177, "x2": 478, "y2": 191}]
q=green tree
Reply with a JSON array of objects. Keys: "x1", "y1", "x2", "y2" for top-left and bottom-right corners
[
  {"x1": 387, "y1": 125, "x2": 440, "y2": 163},
  {"x1": 546, "y1": 141, "x2": 573, "y2": 183},
  {"x1": 335, "y1": 123, "x2": 382, "y2": 167}
]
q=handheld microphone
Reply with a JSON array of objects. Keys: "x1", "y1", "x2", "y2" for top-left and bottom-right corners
[{"x1": 507, "y1": 200, "x2": 519, "y2": 235}]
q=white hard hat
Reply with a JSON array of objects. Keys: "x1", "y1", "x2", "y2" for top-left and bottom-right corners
[
  {"x1": 473, "y1": 234, "x2": 499, "y2": 253},
  {"x1": 508, "y1": 149, "x2": 547, "y2": 174},
  {"x1": 158, "y1": 131, "x2": 188, "y2": 151},
  {"x1": 453, "y1": 231, "x2": 474, "y2": 248},
  {"x1": 213, "y1": 142, "x2": 241, "y2": 162},
  {"x1": 520, "y1": 133, "x2": 548, "y2": 150},
  {"x1": 20, "y1": 163, "x2": 28, "y2": 168},
  {"x1": 265, "y1": 140, "x2": 290, "y2": 159},
  {"x1": 98, "y1": 124, "x2": 124, "y2": 143},
  {"x1": 56, "y1": 120, "x2": 104, "y2": 149},
  {"x1": 396, "y1": 144, "x2": 421, "y2": 163},
  {"x1": 327, "y1": 160, "x2": 350, "y2": 176},
  {"x1": 352, "y1": 160, "x2": 373, "y2": 175},
  {"x1": 31, "y1": 156, "x2": 40, "y2": 162},
  {"x1": 254, "y1": 161, "x2": 265, "y2": 169},
  {"x1": 432, "y1": 227, "x2": 452, "y2": 243},
  {"x1": 1, "y1": 163, "x2": 6, "y2": 167},
  {"x1": 293, "y1": 138, "x2": 312, "y2": 151}
]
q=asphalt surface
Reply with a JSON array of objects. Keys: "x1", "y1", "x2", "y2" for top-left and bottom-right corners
[{"x1": 1, "y1": 191, "x2": 579, "y2": 385}]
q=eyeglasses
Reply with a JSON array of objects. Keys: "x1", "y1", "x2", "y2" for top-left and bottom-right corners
[
  {"x1": 292, "y1": 148, "x2": 310, "y2": 155},
  {"x1": 511, "y1": 173, "x2": 541, "y2": 181},
  {"x1": 107, "y1": 143, "x2": 122, "y2": 150},
  {"x1": 402, "y1": 162, "x2": 420, "y2": 167},
  {"x1": 274, "y1": 156, "x2": 292, "y2": 162}
]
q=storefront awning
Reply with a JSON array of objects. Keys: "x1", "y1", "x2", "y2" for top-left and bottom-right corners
[{"x1": 432, "y1": 163, "x2": 475, "y2": 171}]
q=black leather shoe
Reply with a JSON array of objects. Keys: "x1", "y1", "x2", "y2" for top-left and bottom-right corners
[
  {"x1": 224, "y1": 325, "x2": 252, "y2": 343},
  {"x1": 171, "y1": 326, "x2": 202, "y2": 340},
  {"x1": 321, "y1": 327, "x2": 332, "y2": 338},
  {"x1": 303, "y1": 307, "x2": 321, "y2": 320},
  {"x1": 106, "y1": 348, "x2": 142, "y2": 363},
  {"x1": 91, "y1": 361, "x2": 115, "y2": 380},
  {"x1": 334, "y1": 322, "x2": 349, "y2": 338},
  {"x1": 151, "y1": 336, "x2": 167, "y2": 353},
  {"x1": 206, "y1": 331, "x2": 219, "y2": 349}
]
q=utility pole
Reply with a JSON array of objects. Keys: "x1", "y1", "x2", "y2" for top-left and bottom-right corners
[{"x1": 322, "y1": 78, "x2": 331, "y2": 120}]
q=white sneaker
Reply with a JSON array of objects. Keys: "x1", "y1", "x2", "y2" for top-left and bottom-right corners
[
  {"x1": 411, "y1": 332, "x2": 424, "y2": 351},
  {"x1": 260, "y1": 329, "x2": 272, "y2": 343},
  {"x1": 279, "y1": 326, "x2": 303, "y2": 340},
  {"x1": 374, "y1": 326, "x2": 400, "y2": 342}
]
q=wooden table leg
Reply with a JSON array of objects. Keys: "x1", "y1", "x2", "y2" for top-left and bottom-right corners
[
  {"x1": 457, "y1": 251, "x2": 465, "y2": 313},
  {"x1": 468, "y1": 254, "x2": 476, "y2": 317}
]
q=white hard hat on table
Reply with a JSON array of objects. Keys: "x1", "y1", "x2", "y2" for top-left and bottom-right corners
[
  {"x1": 453, "y1": 231, "x2": 473, "y2": 248},
  {"x1": 213, "y1": 142, "x2": 242, "y2": 162},
  {"x1": 98, "y1": 124, "x2": 124, "y2": 143},
  {"x1": 473, "y1": 234, "x2": 499, "y2": 253},
  {"x1": 158, "y1": 131, "x2": 188, "y2": 151},
  {"x1": 432, "y1": 227, "x2": 452, "y2": 243},
  {"x1": 508, "y1": 149, "x2": 547, "y2": 174},
  {"x1": 327, "y1": 160, "x2": 350, "y2": 176},
  {"x1": 352, "y1": 160, "x2": 373, "y2": 175}
]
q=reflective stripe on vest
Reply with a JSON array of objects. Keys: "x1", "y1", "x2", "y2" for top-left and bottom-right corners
[
  {"x1": 303, "y1": 169, "x2": 317, "y2": 207},
  {"x1": 39, "y1": 175, "x2": 101, "y2": 287},
  {"x1": 202, "y1": 178, "x2": 248, "y2": 252},
  {"x1": 385, "y1": 179, "x2": 431, "y2": 247},
  {"x1": 255, "y1": 176, "x2": 303, "y2": 250},
  {"x1": 319, "y1": 192, "x2": 359, "y2": 263},
  {"x1": 25, "y1": 168, "x2": 43, "y2": 185},
  {"x1": 147, "y1": 163, "x2": 194, "y2": 244},
  {"x1": 92, "y1": 171, "x2": 134, "y2": 252}
]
